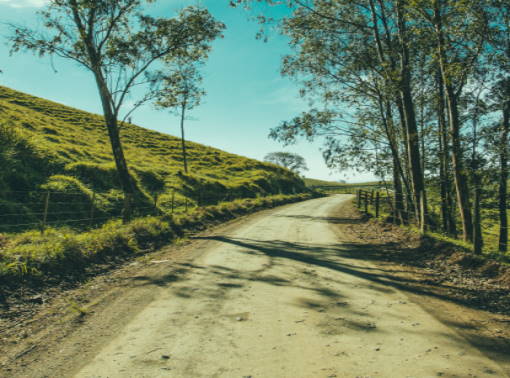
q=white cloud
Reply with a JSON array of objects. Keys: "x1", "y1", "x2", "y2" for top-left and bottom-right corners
[
  {"x1": 259, "y1": 84, "x2": 308, "y2": 112},
  {"x1": 0, "y1": 0, "x2": 48, "y2": 8}
]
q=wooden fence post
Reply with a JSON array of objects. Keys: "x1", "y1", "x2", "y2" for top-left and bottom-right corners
[
  {"x1": 364, "y1": 191, "x2": 368, "y2": 214},
  {"x1": 357, "y1": 190, "x2": 361, "y2": 208},
  {"x1": 375, "y1": 191, "x2": 380, "y2": 218},
  {"x1": 42, "y1": 191, "x2": 50, "y2": 233}
]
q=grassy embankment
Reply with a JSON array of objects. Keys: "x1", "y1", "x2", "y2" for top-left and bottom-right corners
[
  {"x1": 0, "y1": 193, "x2": 318, "y2": 290},
  {"x1": 0, "y1": 86, "x2": 315, "y2": 288},
  {"x1": 358, "y1": 185, "x2": 510, "y2": 260}
]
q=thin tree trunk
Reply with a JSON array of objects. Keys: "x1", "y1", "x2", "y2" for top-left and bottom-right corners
[
  {"x1": 70, "y1": 2, "x2": 134, "y2": 222},
  {"x1": 392, "y1": 155, "x2": 405, "y2": 225},
  {"x1": 433, "y1": 0, "x2": 473, "y2": 242},
  {"x1": 376, "y1": 92, "x2": 406, "y2": 224},
  {"x1": 436, "y1": 67, "x2": 456, "y2": 235},
  {"x1": 447, "y1": 90, "x2": 473, "y2": 242},
  {"x1": 180, "y1": 102, "x2": 189, "y2": 174},
  {"x1": 369, "y1": 0, "x2": 418, "y2": 222},
  {"x1": 473, "y1": 178, "x2": 483, "y2": 254},
  {"x1": 93, "y1": 71, "x2": 135, "y2": 223},
  {"x1": 397, "y1": 0, "x2": 427, "y2": 232},
  {"x1": 499, "y1": 102, "x2": 510, "y2": 252},
  {"x1": 471, "y1": 96, "x2": 483, "y2": 255},
  {"x1": 396, "y1": 99, "x2": 414, "y2": 220}
]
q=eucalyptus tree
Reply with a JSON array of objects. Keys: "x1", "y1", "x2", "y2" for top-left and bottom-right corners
[
  {"x1": 10, "y1": 0, "x2": 224, "y2": 221},
  {"x1": 154, "y1": 61, "x2": 206, "y2": 174},
  {"x1": 487, "y1": 0, "x2": 510, "y2": 252},
  {"x1": 464, "y1": 84, "x2": 490, "y2": 254},
  {"x1": 407, "y1": 0, "x2": 489, "y2": 241},
  {"x1": 264, "y1": 152, "x2": 308, "y2": 174},
  {"x1": 242, "y1": 0, "x2": 427, "y2": 228}
]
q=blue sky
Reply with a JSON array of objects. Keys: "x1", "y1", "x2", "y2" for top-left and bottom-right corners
[{"x1": 0, "y1": 0, "x2": 375, "y2": 182}]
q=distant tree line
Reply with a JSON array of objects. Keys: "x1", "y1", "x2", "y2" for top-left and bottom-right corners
[
  {"x1": 264, "y1": 151, "x2": 308, "y2": 175},
  {"x1": 235, "y1": 0, "x2": 510, "y2": 254}
]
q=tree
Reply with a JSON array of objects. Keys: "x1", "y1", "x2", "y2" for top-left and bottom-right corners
[
  {"x1": 10, "y1": 0, "x2": 224, "y2": 221},
  {"x1": 487, "y1": 0, "x2": 510, "y2": 253},
  {"x1": 409, "y1": 0, "x2": 489, "y2": 241},
  {"x1": 237, "y1": 1, "x2": 509, "y2": 254},
  {"x1": 154, "y1": 60, "x2": 205, "y2": 174},
  {"x1": 264, "y1": 152, "x2": 308, "y2": 175},
  {"x1": 260, "y1": 1, "x2": 425, "y2": 227}
]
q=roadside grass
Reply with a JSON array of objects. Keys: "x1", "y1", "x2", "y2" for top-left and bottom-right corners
[
  {"x1": 0, "y1": 192, "x2": 320, "y2": 291},
  {"x1": 359, "y1": 194, "x2": 510, "y2": 264}
]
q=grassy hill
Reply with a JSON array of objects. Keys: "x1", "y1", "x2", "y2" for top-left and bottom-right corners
[{"x1": 0, "y1": 85, "x2": 305, "y2": 231}]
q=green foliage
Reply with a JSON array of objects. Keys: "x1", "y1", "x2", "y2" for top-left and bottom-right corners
[{"x1": 264, "y1": 151, "x2": 308, "y2": 175}]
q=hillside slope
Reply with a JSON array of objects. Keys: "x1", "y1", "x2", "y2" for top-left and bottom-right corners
[{"x1": 0, "y1": 85, "x2": 304, "y2": 231}]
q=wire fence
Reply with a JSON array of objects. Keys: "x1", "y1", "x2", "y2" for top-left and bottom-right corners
[
  {"x1": 355, "y1": 188, "x2": 419, "y2": 225},
  {"x1": 0, "y1": 188, "x2": 295, "y2": 234}
]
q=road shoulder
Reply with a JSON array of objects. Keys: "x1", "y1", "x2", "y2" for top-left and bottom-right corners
[{"x1": 329, "y1": 199, "x2": 510, "y2": 375}]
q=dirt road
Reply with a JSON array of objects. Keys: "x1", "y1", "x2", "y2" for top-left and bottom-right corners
[
  {"x1": 5, "y1": 195, "x2": 509, "y2": 378},
  {"x1": 65, "y1": 195, "x2": 504, "y2": 378}
]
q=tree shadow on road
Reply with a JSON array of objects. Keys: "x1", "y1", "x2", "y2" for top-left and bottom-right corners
[
  {"x1": 120, "y1": 211, "x2": 509, "y2": 368},
  {"x1": 188, "y1": 234, "x2": 510, "y2": 365}
]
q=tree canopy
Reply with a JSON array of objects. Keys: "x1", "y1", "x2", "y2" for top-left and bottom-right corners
[{"x1": 264, "y1": 152, "x2": 309, "y2": 174}]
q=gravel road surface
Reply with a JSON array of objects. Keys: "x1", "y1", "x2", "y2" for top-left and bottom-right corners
[{"x1": 72, "y1": 195, "x2": 507, "y2": 378}]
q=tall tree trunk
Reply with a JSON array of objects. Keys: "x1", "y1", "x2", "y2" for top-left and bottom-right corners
[
  {"x1": 377, "y1": 93, "x2": 406, "y2": 224},
  {"x1": 93, "y1": 71, "x2": 135, "y2": 223},
  {"x1": 392, "y1": 155, "x2": 405, "y2": 225},
  {"x1": 436, "y1": 68, "x2": 456, "y2": 235},
  {"x1": 369, "y1": 0, "x2": 413, "y2": 222},
  {"x1": 180, "y1": 102, "x2": 189, "y2": 174},
  {"x1": 446, "y1": 90, "x2": 473, "y2": 242},
  {"x1": 70, "y1": 2, "x2": 134, "y2": 222},
  {"x1": 499, "y1": 102, "x2": 510, "y2": 252},
  {"x1": 471, "y1": 97, "x2": 483, "y2": 255},
  {"x1": 433, "y1": 1, "x2": 473, "y2": 242},
  {"x1": 396, "y1": 98, "x2": 414, "y2": 219},
  {"x1": 397, "y1": 0, "x2": 427, "y2": 232}
]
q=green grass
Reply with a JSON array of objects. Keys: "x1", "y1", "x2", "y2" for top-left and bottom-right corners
[
  {"x1": 358, "y1": 189, "x2": 510, "y2": 259},
  {"x1": 0, "y1": 85, "x2": 306, "y2": 231},
  {"x1": 0, "y1": 193, "x2": 319, "y2": 290}
]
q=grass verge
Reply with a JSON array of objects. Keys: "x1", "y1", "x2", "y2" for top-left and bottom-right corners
[
  {"x1": 0, "y1": 192, "x2": 321, "y2": 294},
  {"x1": 356, "y1": 201, "x2": 510, "y2": 286}
]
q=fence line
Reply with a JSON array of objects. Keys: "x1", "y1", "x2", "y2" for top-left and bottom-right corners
[
  {"x1": 0, "y1": 189, "x2": 293, "y2": 233},
  {"x1": 356, "y1": 188, "x2": 418, "y2": 225}
]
